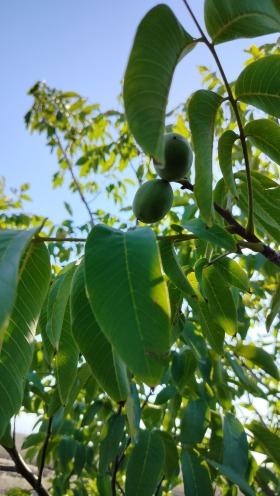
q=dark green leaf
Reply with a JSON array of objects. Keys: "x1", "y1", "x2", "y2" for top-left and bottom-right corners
[
  {"x1": 234, "y1": 343, "x2": 279, "y2": 380},
  {"x1": 183, "y1": 218, "x2": 237, "y2": 251},
  {"x1": 223, "y1": 412, "x2": 248, "y2": 477},
  {"x1": 154, "y1": 385, "x2": 178, "y2": 405},
  {"x1": 85, "y1": 225, "x2": 170, "y2": 386},
  {"x1": 125, "y1": 382, "x2": 141, "y2": 445},
  {"x1": 204, "y1": 0, "x2": 280, "y2": 45},
  {"x1": 236, "y1": 56, "x2": 280, "y2": 118},
  {"x1": 97, "y1": 474, "x2": 112, "y2": 496},
  {"x1": 218, "y1": 130, "x2": 239, "y2": 198},
  {"x1": 182, "y1": 321, "x2": 208, "y2": 365},
  {"x1": 180, "y1": 398, "x2": 210, "y2": 445},
  {"x1": 202, "y1": 264, "x2": 238, "y2": 336},
  {"x1": 171, "y1": 349, "x2": 196, "y2": 391},
  {"x1": 99, "y1": 414, "x2": 125, "y2": 474},
  {"x1": 74, "y1": 442, "x2": 86, "y2": 477},
  {"x1": 155, "y1": 430, "x2": 179, "y2": 479},
  {"x1": 207, "y1": 460, "x2": 255, "y2": 496},
  {"x1": 181, "y1": 447, "x2": 214, "y2": 496},
  {"x1": 245, "y1": 119, "x2": 280, "y2": 165},
  {"x1": 158, "y1": 239, "x2": 194, "y2": 296},
  {"x1": 0, "y1": 243, "x2": 50, "y2": 438},
  {"x1": 71, "y1": 260, "x2": 129, "y2": 402},
  {"x1": 124, "y1": 5, "x2": 196, "y2": 162},
  {"x1": 191, "y1": 299, "x2": 225, "y2": 355},
  {"x1": 248, "y1": 422, "x2": 280, "y2": 466},
  {"x1": 266, "y1": 275, "x2": 280, "y2": 331},
  {"x1": 188, "y1": 90, "x2": 223, "y2": 225}
]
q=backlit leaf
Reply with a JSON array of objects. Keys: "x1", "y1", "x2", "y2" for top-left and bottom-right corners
[
  {"x1": 234, "y1": 344, "x2": 279, "y2": 380},
  {"x1": 245, "y1": 119, "x2": 280, "y2": 165},
  {"x1": 181, "y1": 447, "x2": 214, "y2": 496},
  {"x1": 248, "y1": 421, "x2": 280, "y2": 467},
  {"x1": 191, "y1": 299, "x2": 225, "y2": 355},
  {"x1": 71, "y1": 260, "x2": 129, "y2": 403},
  {"x1": 124, "y1": 4, "x2": 196, "y2": 162},
  {"x1": 215, "y1": 257, "x2": 249, "y2": 293},
  {"x1": 183, "y1": 218, "x2": 237, "y2": 251},
  {"x1": 188, "y1": 90, "x2": 223, "y2": 225},
  {"x1": 236, "y1": 56, "x2": 280, "y2": 118},
  {"x1": 158, "y1": 239, "x2": 194, "y2": 296},
  {"x1": 204, "y1": 0, "x2": 280, "y2": 45},
  {"x1": 218, "y1": 130, "x2": 239, "y2": 198},
  {"x1": 85, "y1": 225, "x2": 171, "y2": 386},
  {"x1": 266, "y1": 275, "x2": 280, "y2": 331},
  {"x1": 125, "y1": 430, "x2": 165, "y2": 496}
]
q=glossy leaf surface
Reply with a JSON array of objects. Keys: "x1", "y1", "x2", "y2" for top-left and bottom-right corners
[
  {"x1": 188, "y1": 90, "x2": 223, "y2": 225},
  {"x1": 204, "y1": 0, "x2": 280, "y2": 45},
  {"x1": 124, "y1": 4, "x2": 196, "y2": 162},
  {"x1": 85, "y1": 225, "x2": 170, "y2": 386}
]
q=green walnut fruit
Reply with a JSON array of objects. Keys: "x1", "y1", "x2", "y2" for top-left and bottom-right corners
[
  {"x1": 154, "y1": 132, "x2": 193, "y2": 181},
  {"x1": 132, "y1": 179, "x2": 173, "y2": 223}
]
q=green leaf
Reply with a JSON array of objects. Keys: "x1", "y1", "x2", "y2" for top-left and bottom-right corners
[
  {"x1": 85, "y1": 225, "x2": 171, "y2": 386},
  {"x1": 155, "y1": 430, "x2": 179, "y2": 479},
  {"x1": 125, "y1": 430, "x2": 165, "y2": 496},
  {"x1": 218, "y1": 130, "x2": 239, "y2": 198},
  {"x1": 124, "y1": 5, "x2": 196, "y2": 162},
  {"x1": 0, "y1": 243, "x2": 50, "y2": 438},
  {"x1": 223, "y1": 412, "x2": 248, "y2": 477},
  {"x1": 0, "y1": 226, "x2": 43, "y2": 349},
  {"x1": 158, "y1": 239, "x2": 194, "y2": 296},
  {"x1": 71, "y1": 260, "x2": 129, "y2": 403},
  {"x1": 215, "y1": 257, "x2": 249, "y2": 293},
  {"x1": 191, "y1": 299, "x2": 225, "y2": 355},
  {"x1": 46, "y1": 262, "x2": 76, "y2": 350},
  {"x1": 171, "y1": 350, "x2": 196, "y2": 391},
  {"x1": 125, "y1": 382, "x2": 141, "y2": 445},
  {"x1": 22, "y1": 432, "x2": 46, "y2": 449},
  {"x1": 97, "y1": 474, "x2": 112, "y2": 496},
  {"x1": 183, "y1": 218, "x2": 237, "y2": 251},
  {"x1": 266, "y1": 276, "x2": 280, "y2": 331},
  {"x1": 207, "y1": 460, "x2": 255, "y2": 496},
  {"x1": 63, "y1": 363, "x2": 92, "y2": 418},
  {"x1": 74, "y1": 442, "x2": 86, "y2": 476},
  {"x1": 99, "y1": 414, "x2": 125, "y2": 474},
  {"x1": 234, "y1": 344, "x2": 279, "y2": 380},
  {"x1": 248, "y1": 421, "x2": 280, "y2": 467},
  {"x1": 225, "y1": 353, "x2": 265, "y2": 397},
  {"x1": 182, "y1": 321, "x2": 208, "y2": 365},
  {"x1": 245, "y1": 119, "x2": 280, "y2": 165},
  {"x1": 181, "y1": 447, "x2": 214, "y2": 496},
  {"x1": 204, "y1": 0, "x2": 280, "y2": 45},
  {"x1": 236, "y1": 56, "x2": 280, "y2": 118},
  {"x1": 202, "y1": 264, "x2": 238, "y2": 336},
  {"x1": 180, "y1": 398, "x2": 210, "y2": 445},
  {"x1": 188, "y1": 90, "x2": 223, "y2": 225},
  {"x1": 209, "y1": 411, "x2": 223, "y2": 463},
  {"x1": 53, "y1": 302, "x2": 79, "y2": 405}
]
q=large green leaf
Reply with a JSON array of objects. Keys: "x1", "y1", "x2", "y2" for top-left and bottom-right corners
[
  {"x1": 125, "y1": 430, "x2": 165, "y2": 496},
  {"x1": 247, "y1": 421, "x2": 280, "y2": 467},
  {"x1": 234, "y1": 343, "x2": 279, "y2": 380},
  {"x1": 266, "y1": 276, "x2": 280, "y2": 331},
  {"x1": 183, "y1": 218, "x2": 237, "y2": 251},
  {"x1": 204, "y1": 0, "x2": 280, "y2": 45},
  {"x1": 158, "y1": 239, "x2": 194, "y2": 296},
  {"x1": 123, "y1": 5, "x2": 196, "y2": 162},
  {"x1": 99, "y1": 413, "x2": 125, "y2": 474},
  {"x1": 218, "y1": 130, "x2": 239, "y2": 198},
  {"x1": 245, "y1": 119, "x2": 280, "y2": 165},
  {"x1": 188, "y1": 90, "x2": 223, "y2": 225},
  {"x1": 207, "y1": 460, "x2": 255, "y2": 496},
  {"x1": 236, "y1": 56, "x2": 280, "y2": 118},
  {"x1": 46, "y1": 262, "x2": 76, "y2": 350},
  {"x1": 181, "y1": 447, "x2": 214, "y2": 496},
  {"x1": 0, "y1": 226, "x2": 43, "y2": 349},
  {"x1": 155, "y1": 430, "x2": 179, "y2": 479},
  {"x1": 215, "y1": 257, "x2": 249, "y2": 293},
  {"x1": 182, "y1": 321, "x2": 208, "y2": 366},
  {"x1": 223, "y1": 412, "x2": 248, "y2": 477},
  {"x1": 202, "y1": 264, "x2": 238, "y2": 336},
  {"x1": 180, "y1": 398, "x2": 210, "y2": 445},
  {"x1": 191, "y1": 299, "x2": 225, "y2": 355},
  {"x1": 0, "y1": 243, "x2": 50, "y2": 438},
  {"x1": 85, "y1": 225, "x2": 171, "y2": 386},
  {"x1": 53, "y1": 302, "x2": 79, "y2": 405},
  {"x1": 71, "y1": 260, "x2": 129, "y2": 403}
]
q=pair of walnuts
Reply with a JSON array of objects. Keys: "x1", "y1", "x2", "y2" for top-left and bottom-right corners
[{"x1": 132, "y1": 132, "x2": 193, "y2": 223}]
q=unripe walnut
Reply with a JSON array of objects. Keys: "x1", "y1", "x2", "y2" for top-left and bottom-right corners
[
  {"x1": 132, "y1": 179, "x2": 173, "y2": 223},
  {"x1": 154, "y1": 132, "x2": 193, "y2": 181}
]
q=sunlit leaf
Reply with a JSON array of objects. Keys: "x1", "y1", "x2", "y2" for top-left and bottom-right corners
[
  {"x1": 236, "y1": 56, "x2": 280, "y2": 118},
  {"x1": 266, "y1": 275, "x2": 280, "y2": 331},
  {"x1": 188, "y1": 90, "x2": 223, "y2": 225},
  {"x1": 234, "y1": 344, "x2": 279, "y2": 380},
  {"x1": 158, "y1": 239, "x2": 194, "y2": 296},
  {"x1": 85, "y1": 225, "x2": 170, "y2": 386},
  {"x1": 204, "y1": 0, "x2": 280, "y2": 45},
  {"x1": 215, "y1": 257, "x2": 249, "y2": 293},
  {"x1": 247, "y1": 421, "x2": 280, "y2": 467}
]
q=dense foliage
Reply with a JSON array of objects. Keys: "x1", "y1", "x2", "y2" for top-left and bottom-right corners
[{"x1": 1, "y1": 1, "x2": 280, "y2": 495}]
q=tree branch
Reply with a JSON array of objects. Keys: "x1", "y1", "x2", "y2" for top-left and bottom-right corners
[{"x1": 38, "y1": 416, "x2": 53, "y2": 485}]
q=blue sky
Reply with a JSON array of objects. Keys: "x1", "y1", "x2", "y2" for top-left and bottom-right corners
[{"x1": 1, "y1": 1, "x2": 277, "y2": 225}]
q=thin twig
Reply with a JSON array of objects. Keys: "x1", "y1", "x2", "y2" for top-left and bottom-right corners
[
  {"x1": 38, "y1": 416, "x2": 53, "y2": 485},
  {"x1": 34, "y1": 236, "x2": 87, "y2": 243},
  {"x1": 0, "y1": 464, "x2": 17, "y2": 472},
  {"x1": 182, "y1": 0, "x2": 254, "y2": 234}
]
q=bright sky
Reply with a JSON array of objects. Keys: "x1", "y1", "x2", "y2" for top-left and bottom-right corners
[{"x1": 1, "y1": 1, "x2": 277, "y2": 226}]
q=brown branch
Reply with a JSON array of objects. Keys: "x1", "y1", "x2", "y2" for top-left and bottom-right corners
[
  {"x1": 4, "y1": 444, "x2": 50, "y2": 496},
  {"x1": 38, "y1": 416, "x2": 53, "y2": 485},
  {"x1": 34, "y1": 236, "x2": 87, "y2": 243},
  {"x1": 0, "y1": 464, "x2": 17, "y2": 472}
]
